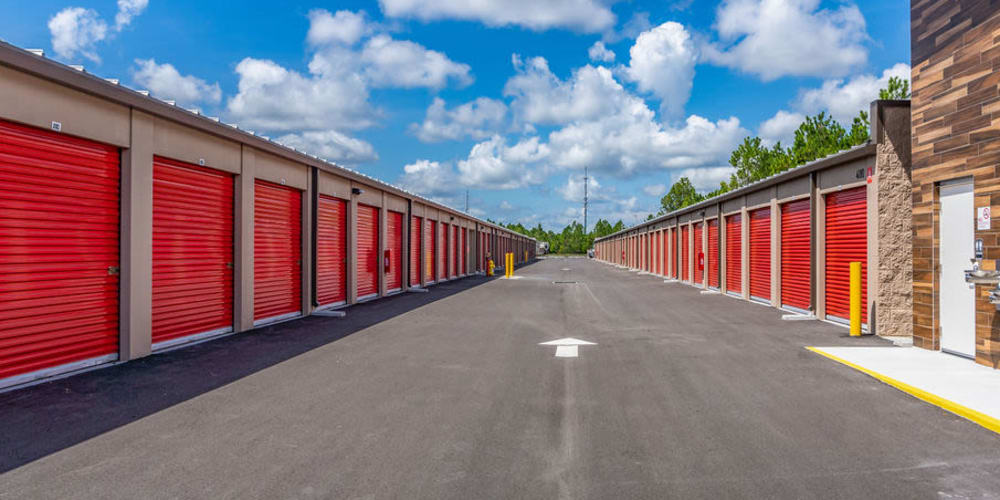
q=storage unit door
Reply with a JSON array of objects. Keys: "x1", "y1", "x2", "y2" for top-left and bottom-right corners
[
  {"x1": 749, "y1": 207, "x2": 771, "y2": 301},
  {"x1": 317, "y1": 195, "x2": 347, "y2": 307},
  {"x1": 671, "y1": 229, "x2": 677, "y2": 278},
  {"x1": 461, "y1": 228, "x2": 467, "y2": 274},
  {"x1": 152, "y1": 157, "x2": 234, "y2": 347},
  {"x1": 254, "y1": 180, "x2": 302, "y2": 323},
  {"x1": 825, "y1": 187, "x2": 867, "y2": 323},
  {"x1": 0, "y1": 120, "x2": 120, "y2": 383},
  {"x1": 426, "y1": 221, "x2": 436, "y2": 282},
  {"x1": 439, "y1": 223, "x2": 447, "y2": 280},
  {"x1": 725, "y1": 214, "x2": 741, "y2": 295},
  {"x1": 681, "y1": 226, "x2": 690, "y2": 281},
  {"x1": 452, "y1": 225, "x2": 459, "y2": 278},
  {"x1": 385, "y1": 211, "x2": 403, "y2": 292},
  {"x1": 707, "y1": 220, "x2": 719, "y2": 289},
  {"x1": 410, "y1": 216, "x2": 421, "y2": 286},
  {"x1": 780, "y1": 199, "x2": 811, "y2": 311},
  {"x1": 357, "y1": 204, "x2": 379, "y2": 299},
  {"x1": 694, "y1": 223, "x2": 704, "y2": 285}
]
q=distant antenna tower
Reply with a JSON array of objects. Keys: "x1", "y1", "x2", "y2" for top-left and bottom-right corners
[
  {"x1": 465, "y1": 190, "x2": 469, "y2": 212},
  {"x1": 583, "y1": 166, "x2": 588, "y2": 233}
]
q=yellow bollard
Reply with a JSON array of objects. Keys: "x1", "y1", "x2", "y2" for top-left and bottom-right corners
[
  {"x1": 487, "y1": 259, "x2": 494, "y2": 276},
  {"x1": 507, "y1": 253, "x2": 513, "y2": 278},
  {"x1": 850, "y1": 261, "x2": 861, "y2": 337}
]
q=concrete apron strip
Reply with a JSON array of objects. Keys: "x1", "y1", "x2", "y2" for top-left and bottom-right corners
[{"x1": 806, "y1": 346, "x2": 1000, "y2": 435}]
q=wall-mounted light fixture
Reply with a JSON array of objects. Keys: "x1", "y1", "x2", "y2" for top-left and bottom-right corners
[{"x1": 351, "y1": 187, "x2": 363, "y2": 195}]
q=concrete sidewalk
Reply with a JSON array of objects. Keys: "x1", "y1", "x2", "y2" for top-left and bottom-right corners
[{"x1": 808, "y1": 346, "x2": 1000, "y2": 434}]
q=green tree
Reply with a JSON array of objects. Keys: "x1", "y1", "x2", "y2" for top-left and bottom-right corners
[
  {"x1": 659, "y1": 177, "x2": 703, "y2": 213},
  {"x1": 879, "y1": 76, "x2": 910, "y2": 100}
]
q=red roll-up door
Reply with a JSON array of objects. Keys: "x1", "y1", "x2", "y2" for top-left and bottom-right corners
[
  {"x1": 681, "y1": 226, "x2": 690, "y2": 281},
  {"x1": 253, "y1": 179, "x2": 301, "y2": 323},
  {"x1": 0, "y1": 120, "x2": 120, "y2": 382},
  {"x1": 439, "y1": 222, "x2": 448, "y2": 281},
  {"x1": 461, "y1": 228, "x2": 467, "y2": 275},
  {"x1": 152, "y1": 157, "x2": 234, "y2": 346},
  {"x1": 670, "y1": 229, "x2": 677, "y2": 278},
  {"x1": 726, "y1": 214, "x2": 741, "y2": 295},
  {"x1": 825, "y1": 187, "x2": 867, "y2": 323},
  {"x1": 386, "y1": 211, "x2": 403, "y2": 292},
  {"x1": 694, "y1": 223, "x2": 704, "y2": 285},
  {"x1": 357, "y1": 204, "x2": 379, "y2": 299},
  {"x1": 410, "y1": 216, "x2": 422, "y2": 286},
  {"x1": 426, "y1": 220, "x2": 436, "y2": 282},
  {"x1": 452, "y1": 225, "x2": 459, "y2": 278},
  {"x1": 708, "y1": 220, "x2": 719, "y2": 289},
  {"x1": 780, "y1": 199, "x2": 811, "y2": 311},
  {"x1": 317, "y1": 195, "x2": 347, "y2": 307},
  {"x1": 749, "y1": 207, "x2": 771, "y2": 301}
]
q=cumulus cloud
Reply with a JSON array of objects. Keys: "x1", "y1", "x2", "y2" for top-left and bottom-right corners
[
  {"x1": 557, "y1": 174, "x2": 602, "y2": 202},
  {"x1": 275, "y1": 131, "x2": 378, "y2": 166},
  {"x1": 360, "y1": 35, "x2": 472, "y2": 89},
  {"x1": 397, "y1": 159, "x2": 460, "y2": 199},
  {"x1": 625, "y1": 22, "x2": 697, "y2": 118},
  {"x1": 307, "y1": 9, "x2": 370, "y2": 46},
  {"x1": 410, "y1": 97, "x2": 507, "y2": 143},
  {"x1": 504, "y1": 56, "x2": 632, "y2": 126},
  {"x1": 674, "y1": 166, "x2": 737, "y2": 191},
  {"x1": 588, "y1": 41, "x2": 615, "y2": 63},
  {"x1": 48, "y1": 7, "x2": 108, "y2": 62},
  {"x1": 758, "y1": 110, "x2": 804, "y2": 145},
  {"x1": 132, "y1": 59, "x2": 222, "y2": 106},
  {"x1": 702, "y1": 0, "x2": 868, "y2": 81},
  {"x1": 499, "y1": 200, "x2": 515, "y2": 211},
  {"x1": 48, "y1": 1, "x2": 149, "y2": 62},
  {"x1": 643, "y1": 184, "x2": 667, "y2": 197},
  {"x1": 456, "y1": 135, "x2": 550, "y2": 190},
  {"x1": 795, "y1": 63, "x2": 911, "y2": 123},
  {"x1": 377, "y1": 0, "x2": 618, "y2": 33}
]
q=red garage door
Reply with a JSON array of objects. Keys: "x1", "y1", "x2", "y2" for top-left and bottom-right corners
[
  {"x1": 461, "y1": 228, "x2": 467, "y2": 275},
  {"x1": 749, "y1": 207, "x2": 771, "y2": 301},
  {"x1": 152, "y1": 157, "x2": 233, "y2": 347},
  {"x1": 825, "y1": 187, "x2": 868, "y2": 323},
  {"x1": 0, "y1": 120, "x2": 120, "y2": 383},
  {"x1": 681, "y1": 226, "x2": 690, "y2": 281},
  {"x1": 410, "y1": 216, "x2": 422, "y2": 287},
  {"x1": 670, "y1": 228, "x2": 677, "y2": 278},
  {"x1": 452, "y1": 225, "x2": 459, "y2": 278},
  {"x1": 254, "y1": 179, "x2": 301, "y2": 324},
  {"x1": 426, "y1": 221, "x2": 436, "y2": 283},
  {"x1": 386, "y1": 211, "x2": 403, "y2": 292},
  {"x1": 317, "y1": 195, "x2": 347, "y2": 307},
  {"x1": 694, "y1": 223, "x2": 704, "y2": 285},
  {"x1": 439, "y1": 222, "x2": 448, "y2": 281},
  {"x1": 357, "y1": 204, "x2": 379, "y2": 299},
  {"x1": 708, "y1": 220, "x2": 720, "y2": 289},
  {"x1": 726, "y1": 214, "x2": 741, "y2": 295},
  {"x1": 781, "y1": 199, "x2": 811, "y2": 311}
]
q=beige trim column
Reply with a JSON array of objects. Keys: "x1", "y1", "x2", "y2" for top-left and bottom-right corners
[
  {"x1": 347, "y1": 191, "x2": 358, "y2": 304},
  {"x1": 235, "y1": 146, "x2": 255, "y2": 332},
  {"x1": 301, "y1": 170, "x2": 314, "y2": 315},
  {"x1": 741, "y1": 206, "x2": 750, "y2": 299},
  {"x1": 378, "y1": 192, "x2": 387, "y2": 297},
  {"x1": 771, "y1": 198, "x2": 780, "y2": 308},
  {"x1": 402, "y1": 205, "x2": 410, "y2": 291},
  {"x1": 120, "y1": 110, "x2": 153, "y2": 360},
  {"x1": 720, "y1": 216, "x2": 728, "y2": 291}
]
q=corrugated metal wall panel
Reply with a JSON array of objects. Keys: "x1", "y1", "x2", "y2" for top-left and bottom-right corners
[
  {"x1": 725, "y1": 214, "x2": 741, "y2": 295},
  {"x1": 152, "y1": 157, "x2": 233, "y2": 345},
  {"x1": 694, "y1": 223, "x2": 704, "y2": 285},
  {"x1": 356, "y1": 204, "x2": 379, "y2": 298},
  {"x1": 410, "y1": 216, "x2": 421, "y2": 286},
  {"x1": 708, "y1": 220, "x2": 719, "y2": 289},
  {"x1": 780, "y1": 199, "x2": 811, "y2": 311},
  {"x1": 317, "y1": 195, "x2": 347, "y2": 306},
  {"x1": 0, "y1": 119, "x2": 120, "y2": 381},
  {"x1": 253, "y1": 179, "x2": 301, "y2": 322},
  {"x1": 825, "y1": 187, "x2": 868, "y2": 322},
  {"x1": 749, "y1": 207, "x2": 771, "y2": 301},
  {"x1": 386, "y1": 211, "x2": 403, "y2": 291}
]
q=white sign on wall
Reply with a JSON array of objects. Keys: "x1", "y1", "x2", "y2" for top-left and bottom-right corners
[{"x1": 978, "y1": 206, "x2": 991, "y2": 230}]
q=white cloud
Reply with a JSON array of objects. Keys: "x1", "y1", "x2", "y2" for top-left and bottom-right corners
[
  {"x1": 703, "y1": 0, "x2": 868, "y2": 81},
  {"x1": 504, "y1": 56, "x2": 632, "y2": 126},
  {"x1": 307, "y1": 9, "x2": 369, "y2": 46},
  {"x1": 397, "y1": 159, "x2": 460, "y2": 200},
  {"x1": 795, "y1": 63, "x2": 910, "y2": 123},
  {"x1": 132, "y1": 59, "x2": 221, "y2": 106},
  {"x1": 115, "y1": 0, "x2": 148, "y2": 30},
  {"x1": 625, "y1": 22, "x2": 697, "y2": 118},
  {"x1": 456, "y1": 135, "x2": 549, "y2": 190},
  {"x1": 410, "y1": 97, "x2": 507, "y2": 143},
  {"x1": 758, "y1": 110, "x2": 804, "y2": 146},
  {"x1": 499, "y1": 200, "x2": 515, "y2": 210},
  {"x1": 360, "y1": 34, "x2": 472, "y2": 89},
  {"x1": 588, "y1": 41, "x2": 615, "y2": 63},
  {"x1": 378, "y1": 0, "x2": 618, "y2": 33},
  {"x1": 557, "y1": 174, "x2": 602, "y2": 202},
  {"x1": 674, "y1": 166, "x2": 736, "y2": 191},
  {"x1": 643, "y1": 184, "x2": 667, "y2": 197},
  {"x1": 275, "y1": 130, "x2": 378, "y2": 166},
  {"x1": 48, "y1": 7, "x2": 108, "y2": 62}
]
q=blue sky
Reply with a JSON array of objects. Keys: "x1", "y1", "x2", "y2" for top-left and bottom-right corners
[{"x1": 2, "y1": 0, "x2": 910, "y2": 230}]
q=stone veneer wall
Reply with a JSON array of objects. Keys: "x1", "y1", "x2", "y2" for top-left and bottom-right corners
[{"x1": 875, "y1": 102, "x2": 914, "y2": 338}]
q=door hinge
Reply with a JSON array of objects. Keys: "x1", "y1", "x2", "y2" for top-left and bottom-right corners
[{"x1": 108, "y1": 266, "x2": 120, "y2": 276}]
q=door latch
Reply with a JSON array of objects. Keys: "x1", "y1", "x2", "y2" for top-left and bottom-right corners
[
  {"x1": 226, "y1": 262, "x2": 234, "y2": 269},
  {"x1": 108, "y1": 266, "x2": 120, "y2": 275}
]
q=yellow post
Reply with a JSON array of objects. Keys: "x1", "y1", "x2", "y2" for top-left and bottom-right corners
[
  {"x1": 850, "y1": 261, "x2": 862, "y2": 337},
  {"x1": 507, "y1": 253, "x2": 513, "y2": 278}
]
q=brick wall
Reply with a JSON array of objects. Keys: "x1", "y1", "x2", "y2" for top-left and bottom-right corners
[{"x1": 911, "y1": 0, "x2": 1000, "y2": 367}]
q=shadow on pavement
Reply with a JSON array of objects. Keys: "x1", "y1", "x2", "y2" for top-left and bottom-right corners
[{"x1": 0, "y1": 269, "x2": 521, "y2": 473}]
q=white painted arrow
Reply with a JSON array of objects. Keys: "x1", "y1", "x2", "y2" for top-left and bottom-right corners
[{"x1": 539, "y1": 337, "x2": 597, "y2": 358}]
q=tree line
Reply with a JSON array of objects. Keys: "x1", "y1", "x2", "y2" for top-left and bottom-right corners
[{"x1": 495, "y1": 219, "x2": 625, "y2": 255}]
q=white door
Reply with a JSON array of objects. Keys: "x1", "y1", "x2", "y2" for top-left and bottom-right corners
[{"x1": 939, "y1": 181, "x2": 976, "y2": 358}]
